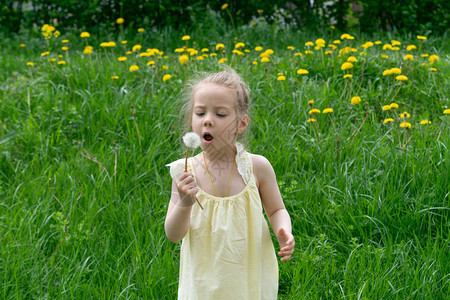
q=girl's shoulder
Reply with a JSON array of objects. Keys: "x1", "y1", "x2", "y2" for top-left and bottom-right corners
[{"x1": 250, "y1": 154, "x2": 275, "y2": 187}]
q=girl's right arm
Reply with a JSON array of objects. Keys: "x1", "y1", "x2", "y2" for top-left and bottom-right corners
[{"x1": 164, "y1": 172, "x2": 198, "y2": 243}]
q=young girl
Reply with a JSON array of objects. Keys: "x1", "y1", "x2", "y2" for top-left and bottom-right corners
[{"x1": 165, "y1": 69, "x2": 295, "y2": 299}]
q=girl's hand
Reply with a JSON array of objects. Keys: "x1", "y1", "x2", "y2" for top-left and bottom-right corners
[
  {"x1": 276, "y1": 227, "x2": 295, "y2": 262},
  {"x1": 176, "y1": 171, "x2": 199, "y2": 207}
]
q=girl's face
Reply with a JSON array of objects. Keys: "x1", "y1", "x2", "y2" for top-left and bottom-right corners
[{"x1": 191, "y1": 83, "x2": 248, "y2": 152}]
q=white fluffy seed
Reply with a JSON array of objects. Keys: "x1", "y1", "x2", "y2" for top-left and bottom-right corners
[{"x1": 182, "y1": 132, "x2": 201, "y2": 149}]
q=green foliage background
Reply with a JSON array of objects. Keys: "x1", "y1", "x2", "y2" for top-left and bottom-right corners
[{"x1": 1, "y1": 0, "x2": 449, "y2": 35}]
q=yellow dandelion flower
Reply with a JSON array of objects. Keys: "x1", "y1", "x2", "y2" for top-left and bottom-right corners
[
  {"x1": 255, "y1": 46, "x2": 263, "y2": 51},
  {"x1": 390, "y1": 103, "x2": 399, "y2": 109},
  {"x1": 111, "y1": 76, "x2": 119, "y2": 80},
  {"x1": 61, "y1": 46, "x2": 68, "y2": 51},
  {"x1": 382, "y1": 105, "x2": 392, "y2": 111},
  {"x1": 179, "y1": 54, "x2": 189, "y2": 65},
  {"x1": 325, "y1": 50, "x2": 332, "y2": 55},
  {"x1": 399, "y1": 122, "x2": 411, "y2": 128},
  {"x1": 421, "y1": 54, "x2": 429, "y2": 57},
  {"x1": 175, "y1": 48, "x2": 185, "y2": 53},
  {"x1": 322, "y1": 108, "x2": 333, "y2": 114},
  {"x1": 252, "y1": 61, "x2": 257, "y2": 65},
  {"x1": 308, "y1": 100, "x2": 314, "y2": 105},
  {"x1": 118, "y1": 56, "x2": 127, "y2": 62},
  {"x1": 196, "y1": 56, "x2": 204, "y2": 60},
  {"x1": 163, "y1": 74, "x2": 172, "y2": 82},
  {"x1": 218, "y1": 58, "x2": 227, "y2": 64},
  {"x1": 116, "y1": 18, "x2": 124, "y2": 24},
  {"x1": 216, "y1": 43, "x2": 225, "y2": 50},
  {"x1": 80, "y1": 32, "x2": 90, "y2": 38},
  {"x1": 443, "y1": 109, "x2": 450, "y2": 114},
  {"x1": 351, "y1": 96, "x2": 361, "y2": 105},
  {"x1": 277, "y1": 75, "x2": 286, "y2": 81},
  {"x1": 57, "y1": 60, "x2": 66, "y2": 65},
  {"x1": 257, "y1": 9, "x2": 263, "y2": 13},
  {"x1": 381, "y1": 54, "x2": 389, "y2": 59},
  {"x1": 390, "y1": 68, "x2": 401, "y2": 74},
  {"x1": 429, "y1": 54, "x2": 439, "y2": 64},
  {"x1": 420, "y1": 120, "x2": 431, "y2": 125},
  {"x1": 383, "y1": 44, "x2": 393, "y2": 50},
  {"x1": 305, "y1": 50, "x2": 313, "y2": 54},
  {"x1": 343, "y1": 74, "x2": 353, "y2": 79},
  {"x1": 261, "y1": 57, "x2": 270, "y2": 63},
  {"x1": 341, "y1": 62, "x2": 353, "y2": 70},
  {"x1": 297, "y1": 69, "x2": 309, "y2": 75},
  {"x1": 201, "y1": 48, "x2": 209, "y2": 52},
  {"x1": 49, "y1": 58, "x2": 56, "y2": 62},
  {"x1": 347, "y1": 56, "x2": 357, "y2": 62},
  {"x1": 305, "y1": 41, "x2": 314, "y2": 47},
  {"x1": 362, "y1": 41, "x2": 374, "y2": 49},
  {"x1": 396, "y1": 75, "x2": 408, "y2": 81},
  {"x1": 287, "y1": 46, "x2": 294, "y2": 50},
  {"x1": 20, "y1": 43, "x2": 26, "y2": 47},
  {"x1": 399, "y1": 112, "x2": 411, "y2": 118},
  {"x1": 333, "y1": 40, "x2": 341, "y2": 44},
  {"x1": 417, "y1": 35, "x2": 427, "y2": 40},
  {"x1": 294, "y1": 52, "x2": 303, "y2": 56},
  {"x1": 235, "y1": 42, "x2": 245, "y2": 49},
  {"x1": 328, "y1": 44, "x2": 337, "y2": 50},
  {"x1": 83, "y1": 46, "x2": 93, "y2": 55},
  {"x1": 309, "y1": 109, "x2": 321, "y2": 114},
  {"x1": 41, "y1": 51, "x2": 50, "y2": 56},
  {"x1": 162, "y1": 65, "x2": 169, "y2": 70},
  {"x1": 147, "y1": 61, "x2": 155, "y2": 65},
  {"x1": 132, "y1": 45, "x2": 142, "y2": 52},
  {"x1": 26, "y1": 62, "x2": 35, "y2": 66},
  {"x1": 62, "y1": 40, "x2": 69, "y2": 43},
  {"x1": 182, "y1": 35, "x2": 191, "y2": 41},
  {"x1": 383, "y1": 118, "x2": 394, "y2": 124},
  {"x1": 392, "y1": 47, "x2": 400, "y2": 51},
  {"x1": 129, "y1": 65, "x2": 139, "y2": 72},
  {"x1": 340, "y1": 33, "x2": 351, "y2": 40},
  {"x1": 307, "y1": 119, "x2": 316, "y2": 123},
  {"x1": 126, "y1": 51, "x2": 132, "y2": 55},
  {"x1": 221, "y1": 3, "x2": 228, "y2": 10},
  {"x1": 391, "y1": 40, "x2": 401, "y2": 46},
  {"x1": 406, "y1": 45, "x2": 416, "y2": 51},
  {"x1": 210, "y1": 53, "x2": 217, "y2": 57},
  {"x1": 138, "y1": 28, "x2": 145, "y2": 33},
  {"x1": 315, "y1": 38, "x2": 326, "y2": 47},
  {"x1": 404, "y1": 54, "x2": 414, "y2": 61},
  {"x1": 429, "y1": 68, "x2": 437, "y2": 72},
  {"x1": 375, "y1": 41, "x2": 382, "y2": 45}
]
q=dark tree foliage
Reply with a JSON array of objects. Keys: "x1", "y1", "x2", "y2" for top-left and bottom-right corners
[{"x1": 1, "y1": 0, "x2": 448, "y2": 35}]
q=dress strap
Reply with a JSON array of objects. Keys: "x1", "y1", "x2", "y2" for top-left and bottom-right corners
[{"x1": 235, "y1": 142, "x2": 253, "y2": 185}]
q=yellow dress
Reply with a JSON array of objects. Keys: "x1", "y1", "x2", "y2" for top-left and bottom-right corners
[{"x1": 167, "y1": 143, "x2": 278, "y2": 300}]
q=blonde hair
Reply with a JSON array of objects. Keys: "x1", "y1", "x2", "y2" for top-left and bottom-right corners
[{"x1": 181, "y1": 68, "x2": 250, "y2": 133}]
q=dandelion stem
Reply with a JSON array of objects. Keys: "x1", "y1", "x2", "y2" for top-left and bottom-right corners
[
  {"x1": 347, "y1": 102, "x2": 369, "y2": 141},
  {"x1": 356, "y1": 61, "x2": 366, "y2": 95},
  {"x1": 185, "y1": 147, "x2": 190, "y2": 172}
]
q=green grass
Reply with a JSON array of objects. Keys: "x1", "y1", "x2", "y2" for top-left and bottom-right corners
[{"x1": 0, "y1": 20, "x2": 449, "y2": 299}]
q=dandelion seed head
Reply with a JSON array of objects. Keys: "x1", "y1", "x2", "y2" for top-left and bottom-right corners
[{"x1": 183, "y1": 132, "x2": 201, "y2": 149}]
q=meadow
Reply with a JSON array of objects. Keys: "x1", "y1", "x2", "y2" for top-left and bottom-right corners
[{"x1": 0, "y1": 17, "x2": 449, "y2": 299}]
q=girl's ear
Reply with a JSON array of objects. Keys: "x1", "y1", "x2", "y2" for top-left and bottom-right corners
[{"x1": 237, "y1": 114, "x2": 249, "y2": 135}]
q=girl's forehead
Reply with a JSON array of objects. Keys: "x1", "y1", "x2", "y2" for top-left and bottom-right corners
[{"x1": 192, "y1": 83, "x2": 236, "y2": 106}]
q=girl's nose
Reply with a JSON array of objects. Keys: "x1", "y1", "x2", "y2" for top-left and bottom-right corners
[{"x1": 203, "y1": 113, "x2": 213, "y2": 126}]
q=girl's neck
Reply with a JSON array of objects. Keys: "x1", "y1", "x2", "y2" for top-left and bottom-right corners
[{"x1": 202, "y1": 143, "x2": 236, "y2": 165}]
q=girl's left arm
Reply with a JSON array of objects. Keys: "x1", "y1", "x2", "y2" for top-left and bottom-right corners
[{"x1": 253, "y1": 154, "x2": 295, "y2": 262}]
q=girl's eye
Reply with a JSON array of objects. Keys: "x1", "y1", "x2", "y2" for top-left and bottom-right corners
[
  {"x1": 216, "y1": 113, "x2": 226, "y2": 117},
  {"x1": 195, "y1": 112, "x2": 205, "y2": 116}
]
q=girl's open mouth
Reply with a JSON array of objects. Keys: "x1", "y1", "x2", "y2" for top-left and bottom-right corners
[{"x1": 203, "y1": 133, "x2": 214, "y2": 143}]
